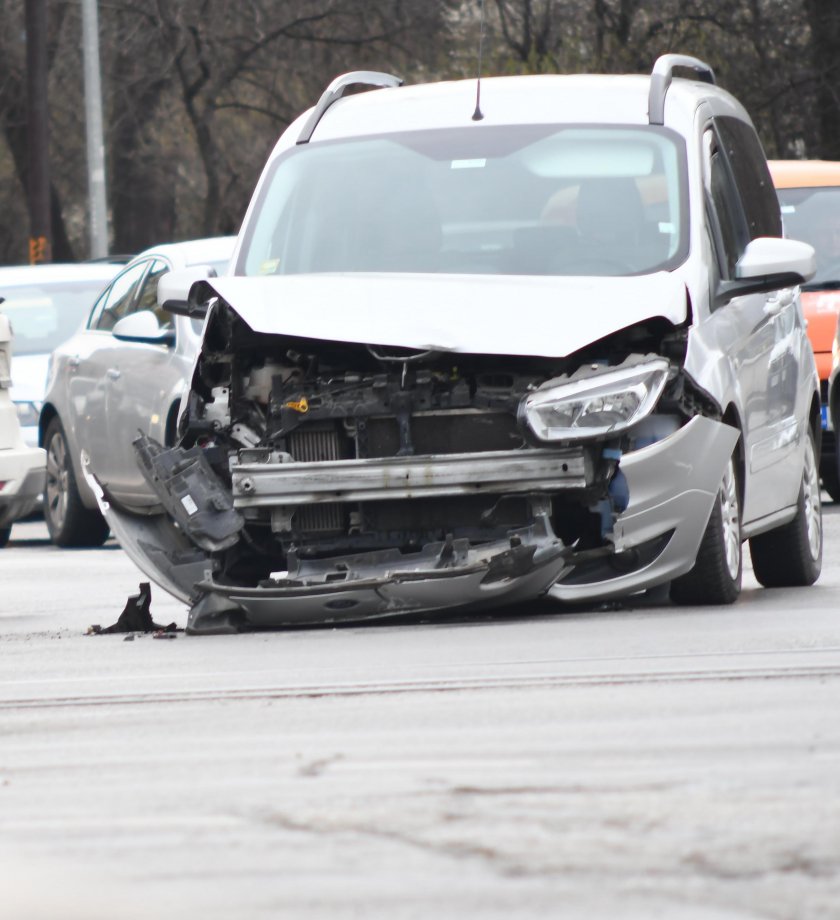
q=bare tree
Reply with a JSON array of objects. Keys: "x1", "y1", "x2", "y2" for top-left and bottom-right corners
[
  {"x1": 803, "y1": 0, "x2": 840, "y2": 158},
  {"x1": 4, "y1": 0, "x2": 840, "y2": 266},
  {"x1": 0, "y1": 0, "x2": 76, "y2": 260}
]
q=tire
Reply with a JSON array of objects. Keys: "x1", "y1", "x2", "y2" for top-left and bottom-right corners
[
  {"x1": 749, "y1": 427, "x2": 822, "y2": 588},
  {"x1": 820, "y1": 428, "x2": 840, "y2": 501},
  {"x1": 822, "y1": 462, "x2": 840, "y2": 503},
  {"x1": 671, "y1": 452, "x2": 741, "y2": 606},
  {"x1": 0, "y1": 526, "x2": 10, "y2": 548},
  {"x1": 43, "y1": 417, "x2": 110, "y2": 548}
]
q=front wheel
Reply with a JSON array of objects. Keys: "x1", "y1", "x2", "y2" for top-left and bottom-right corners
[
  {"x1": 0, "y1": 526, "x2": 10, "y2": 548},
  {"x1": 750, "y1": 427, "x2": 822, "y2": 587},
  {"x1": 671, "y1": 452, "x2": 742, "y2": 606}
]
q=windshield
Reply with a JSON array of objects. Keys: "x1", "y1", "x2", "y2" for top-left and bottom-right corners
[
  {"x1": 0, "y1": 279, "x2": 107, "y2": 356},
  {"x1": 778, "y1": 187, "x2": 840, "y2": 287},
  {"x1": 239, "y1": 125, "x2": 688, "y2": 278}
]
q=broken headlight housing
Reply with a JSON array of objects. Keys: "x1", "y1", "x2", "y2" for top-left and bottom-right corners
[{"x1": 521, "y1": 358, "x2": 670, "y2": 441}]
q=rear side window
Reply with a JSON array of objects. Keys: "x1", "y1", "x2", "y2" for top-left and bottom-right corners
[{"x1": 715, "y1": 117, "x2": 782, "y2": 240}]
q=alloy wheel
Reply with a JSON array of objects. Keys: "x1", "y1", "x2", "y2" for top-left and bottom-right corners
[
  {"x1": 720, "y1": 457, "x2": 741, "y2": 582},
  {"x1": 45, "y1": 428, "x2": 69, "y2": 533},
  {"x1": 802, "y1": 434, "x2": 822, "y2": 561}
]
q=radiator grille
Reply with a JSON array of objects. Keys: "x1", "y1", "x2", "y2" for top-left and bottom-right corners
[
  {"x1": 295, "y1": 502, "x2": 344, "y2": 533},
  {"x1": 289, "y1": 426, "x2": 344, "y2": 532},
  {"x1": 288, "y1": 427, "x2": 343, "y2": 462}
]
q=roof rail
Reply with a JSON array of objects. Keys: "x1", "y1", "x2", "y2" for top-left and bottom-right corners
[
  {"x1": 648, "y1": 54, "x2": 715, "y2": 126},
  {"x1": 297, "y1": 71, "x2": 403, "y2": 144}
]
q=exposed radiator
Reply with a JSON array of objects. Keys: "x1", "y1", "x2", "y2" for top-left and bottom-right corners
[
  {"x1": 288, "y1": 426, "x2": 343, "y2": 462},
  {"x1": 289, "y1": 426, "x2": 344, "y2": 532}
]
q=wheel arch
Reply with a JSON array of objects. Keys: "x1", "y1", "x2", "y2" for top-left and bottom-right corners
[
  {"x1": 38, "y1": 402, "x2": 58, "y2": 448},
  {"x1": 809, "y1": 390, "x2": 822, "y2": 455},
  {"x1": 720, "y1": 403, "x2": 745, "y2": 508},
  {"x1": 164, "y1": 399, "x2": 182, "y2": 448}
]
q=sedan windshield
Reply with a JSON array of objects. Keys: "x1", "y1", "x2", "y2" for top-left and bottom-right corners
[
  {"x1": 778, "y1": 187, "x2": 840, "y2": 287},
  {"x1": 239, "y1": 125, "x2": 688, "y2": 278}
]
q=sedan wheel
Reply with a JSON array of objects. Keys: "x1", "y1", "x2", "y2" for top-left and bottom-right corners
[
  {"x1": 43, "y1": 417, "x2": 110, "y2": 548},
  {"x1": 750, "y1": 427, "x2": 822, "y2": 587},
  {"x1": 45, "y1": 426, "x2": 70, "y2": 535}
]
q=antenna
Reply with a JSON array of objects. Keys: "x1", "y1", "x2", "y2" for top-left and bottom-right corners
[{"x1": 472, "y1": 0, "x2": 486, "y2": 121}]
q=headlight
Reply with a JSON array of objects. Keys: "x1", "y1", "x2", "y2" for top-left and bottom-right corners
[
  {"x1": 14, "y1": 401, "x2": 42, "y2": 428},
  {"x1": 521, "y1": 358, "x2": 670, "y2": 441}
]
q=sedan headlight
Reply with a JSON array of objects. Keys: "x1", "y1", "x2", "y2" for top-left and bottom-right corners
[
  {"x1": 521, "y1": 358, "x2": 670, "y2": 441},
  {"x1": 14, "y1": 400, "x2": 42, "y2": 428}
]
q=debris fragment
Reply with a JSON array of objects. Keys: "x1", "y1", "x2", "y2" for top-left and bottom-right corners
[{"x1": 87, "y1": 583, "x2": 181, "y2": 635}]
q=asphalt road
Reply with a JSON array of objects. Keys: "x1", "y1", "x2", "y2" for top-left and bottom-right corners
[{"x1": 1, "y1": 512, "x2": 839, "y2": 919}]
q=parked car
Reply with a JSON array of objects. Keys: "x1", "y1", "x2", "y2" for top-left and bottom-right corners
[
  {"x1": 768, "y1": 160, "x2": 840, "y2": 499},
  {"x1": 40, "y1": 237, "x2": 235, "y2": 547},
  {"x1": 83, "y1": 56, "x2": 821, "y2": 634},
  {"x1": 0, "y1": 308, "x2": 46, "y2": 547},
  {"x1": 0, "y1": 262, "x2": 124, "y2": 448}
]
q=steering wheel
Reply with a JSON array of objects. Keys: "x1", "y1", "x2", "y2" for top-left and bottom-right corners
[{"x1": 551, "y1": 254, "x2": 635, "y2": 276}]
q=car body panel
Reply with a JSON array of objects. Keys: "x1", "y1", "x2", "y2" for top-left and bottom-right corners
[
  {"x1": 41, "y1": 237, "x2": 236, "y2": 513},
  {"x1": 687, "y1": 282, "x2": 808, "y2": 522},
  {"x1": 100, "y1": 317, "x2": 201, "y2": 501},
  {"x1": 208, "y1": 272, "x2": 688, "y2": 358}
]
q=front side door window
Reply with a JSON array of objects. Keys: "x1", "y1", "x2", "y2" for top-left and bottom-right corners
[
  {"x1": 703, "y1": 129, "x2": 749, "y2": 282},
  {"x1": 133, "y1": 259, "x2": 173, "y2": 330},
  {"x1": 89, "y1": 261, "x2": 149, "y2": 332}
]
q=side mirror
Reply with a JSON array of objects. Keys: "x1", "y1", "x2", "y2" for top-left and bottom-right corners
[
  {"x1": 112, "y1": 310, "x2": 175, "y2": 346},
  {"x1": 736, "y1": 237, "x2": 816, "y2": 283},
  {"x1": 717, "y1": 237, "x2": 816, "y2": 305},
  {"x1": 158, "y1": 265, "x2": 219, "y2": 318}
]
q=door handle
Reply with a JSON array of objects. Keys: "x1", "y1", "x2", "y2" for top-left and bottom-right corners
[
  {"x1": 67, "y1": 356, "x2": 81, "y2": 369},
  {"x1": 106, "y1": 368, "x2": 121, "y2": 380}
]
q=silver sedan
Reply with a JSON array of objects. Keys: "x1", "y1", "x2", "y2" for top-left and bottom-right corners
[{"x1": 40, "y1": 237, "x2": 235, "y2": 546}]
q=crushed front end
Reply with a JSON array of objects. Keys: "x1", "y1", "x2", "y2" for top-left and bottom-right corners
[{"x1": 91, "y1": 298, "x2": 737, "y2": 634}]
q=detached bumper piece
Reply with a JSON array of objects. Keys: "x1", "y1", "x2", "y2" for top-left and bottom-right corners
[
  {"x1": 189, "y1": 524, "x2": 570, "y2": 634},
  {"x1": 134, "y1": 434, "x2": 243, "y2": 552}
]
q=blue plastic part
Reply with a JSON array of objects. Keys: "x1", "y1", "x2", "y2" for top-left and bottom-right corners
[{"x1": 608, "y1": 469, "x2": 630, "y2": 513}]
